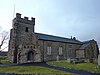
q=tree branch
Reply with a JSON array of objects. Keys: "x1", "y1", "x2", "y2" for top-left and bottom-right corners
[{"x1": 0, "y1": 30, "x2": 9, "y2": 50}]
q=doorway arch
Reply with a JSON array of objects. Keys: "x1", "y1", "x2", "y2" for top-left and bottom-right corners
[{"x1": 27, "y1": 51, "x2": 34, "y2": 61}]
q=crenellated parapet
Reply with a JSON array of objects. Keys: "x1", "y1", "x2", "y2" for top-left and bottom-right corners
[{"x1": 13, "y1": 13, "x2": 35, "y2": 25}]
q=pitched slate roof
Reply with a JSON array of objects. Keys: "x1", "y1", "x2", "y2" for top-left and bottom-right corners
[
  {"x1": 35, "y1": 33, "x2": 82, "y2": 44},
  {"x1": 82, "y1": 40, "x2": 91, "y2": 44},
  {"x1": 79, "y1": 43, "x2": 90, "y2": 49}
]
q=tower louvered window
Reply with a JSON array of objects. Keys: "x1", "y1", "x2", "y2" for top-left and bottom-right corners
[{"x1": 25, "y1": 27, "x2": 29, "y2": 32}]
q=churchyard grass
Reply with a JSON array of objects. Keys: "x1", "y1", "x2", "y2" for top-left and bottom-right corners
[
  {"x1": 0, "y1": 56, "x2": 11, "y2": 64},
  {"x1": 47, "y1": 60, "x2": 100, "y2": 73},
  {"x1": 0, "y1": 57, "x2": 76, "y2": 74},
  {"x1": 0, "y1": 56, "x2": 6, "y2": 64},
  {"x1": 0, "y1": 56, "x2": 6, "y2": 60},
  {"x1": 0, "y1": 66, "x2": 75, "y2": 74}
]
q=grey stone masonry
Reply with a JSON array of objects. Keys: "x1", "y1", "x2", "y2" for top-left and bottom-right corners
[
  {"x1": 13, "y1": 13, "x2": 35, "y2": 25},
  {"x1": 98, "y1": 54, "x2": 100, "y2": 66}
]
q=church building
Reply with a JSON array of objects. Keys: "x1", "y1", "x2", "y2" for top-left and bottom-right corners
[{"x1": 8, "y1": 13, "x2": 99, "y2": 63}]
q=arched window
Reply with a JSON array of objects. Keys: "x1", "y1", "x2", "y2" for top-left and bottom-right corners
[
  {"x1": 47, "y1": 46, "x2": 51, "y2": 55},
  {"x1": 59, "y1": 47, "x2": 63, "y2": 55}
]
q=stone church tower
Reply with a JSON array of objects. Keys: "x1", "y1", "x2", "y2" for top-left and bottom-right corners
[{"x1": 8, "y1": 13, "x2": 41, "y2": 63}]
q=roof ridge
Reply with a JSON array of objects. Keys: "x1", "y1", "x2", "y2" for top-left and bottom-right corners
[
  {"x1": 35, "y1": 32, "x2": 73, "y2": 40},
  {"x1": 35, "y1": 32, "x2": 81, "y2": 44}
]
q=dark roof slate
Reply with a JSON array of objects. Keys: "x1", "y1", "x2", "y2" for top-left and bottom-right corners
[
  {"x1": 79, "y1": 43, "x2": 90, "y2": 49},
  {"x1": 35, "y1": 33, "x2": 82, "y2": 44},
  {"x1": 82, "y1": 40, "x2": 91, "y2": 44}
]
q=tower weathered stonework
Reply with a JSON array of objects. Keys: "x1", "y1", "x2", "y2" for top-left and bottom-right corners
[{"x1": 8, "y1": 13, "x2": 41, "y2": 63}]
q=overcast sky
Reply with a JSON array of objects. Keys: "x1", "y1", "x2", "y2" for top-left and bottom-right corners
[{"x1": 0, "y1": 0, "x2": 100, "y2": 51}]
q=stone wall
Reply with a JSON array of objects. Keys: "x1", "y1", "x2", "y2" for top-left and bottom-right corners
[
  {"x1": 66, "y1": 43, "x2": 81, "y2": 58},
  {"x1": 76, "y1": 49, "x2": 85, "y2": 58},
  {"x1": 38, "y1": 40, "x2": 81, "y2": 61},
  {"x1": 98, "y1": 54, "x2": 100, "y2": 66}
]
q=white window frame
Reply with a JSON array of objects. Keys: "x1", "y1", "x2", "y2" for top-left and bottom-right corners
[
  {"x1": 59, "y1": 47, "x2": 63, "y2": 55},
  {"x1": 47, "y1": 46, "x2": 51, "y2": 55}
]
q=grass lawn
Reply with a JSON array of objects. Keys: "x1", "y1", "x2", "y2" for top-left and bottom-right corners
[
  {"x1": 0, "y1": 56, "x2": 11, "y2": 64},
  {"x1": 0, "y1": 57, "x2": 75, "y2": 74},
  {"x1": 0, "y1": 56, "x2": 6, "y2": 60},
  {"x1": 47, "y1": 60, "x2": 100, "y2": 73},
  {"x1": 0, "y1": 66, "x2": 75, "y2": 74}
]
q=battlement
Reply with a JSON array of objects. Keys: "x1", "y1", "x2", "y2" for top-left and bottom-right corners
[{"x1": 13, "y1": 13, "x2": 35, "y2": 25}]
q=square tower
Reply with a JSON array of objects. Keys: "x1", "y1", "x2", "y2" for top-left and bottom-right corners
[{"x1": 8, "y1": 13, "x2": 36, "y2": 63}]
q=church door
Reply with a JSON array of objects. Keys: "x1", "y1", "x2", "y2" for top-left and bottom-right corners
[{"x1": 27, "y1": 51, "x2": 34, "y2": 61}]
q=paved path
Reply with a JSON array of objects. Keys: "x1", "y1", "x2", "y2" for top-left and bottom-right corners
[{"x1": 0, "y1": 62, "x2": 100, "y2": 75}]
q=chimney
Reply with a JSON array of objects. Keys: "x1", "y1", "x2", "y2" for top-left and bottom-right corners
[
  {"x1": 73, "y1": 37, "x2": 76, "y2": 40},
  {"x1": 71, "y1": 36, "x2": 72, "y2": 39}
]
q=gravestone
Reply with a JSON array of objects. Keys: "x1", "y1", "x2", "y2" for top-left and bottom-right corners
[{"x1": 56, "y1": 55, "x2": 59, "y2": 61}]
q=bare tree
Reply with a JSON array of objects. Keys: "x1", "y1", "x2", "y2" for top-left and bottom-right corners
[
  {"x1": 0, "y1": 27, "x2": 9, "y2": 51},
  {"x1": 0, "y1": 27, "x2": 9, "y2": 64}
]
